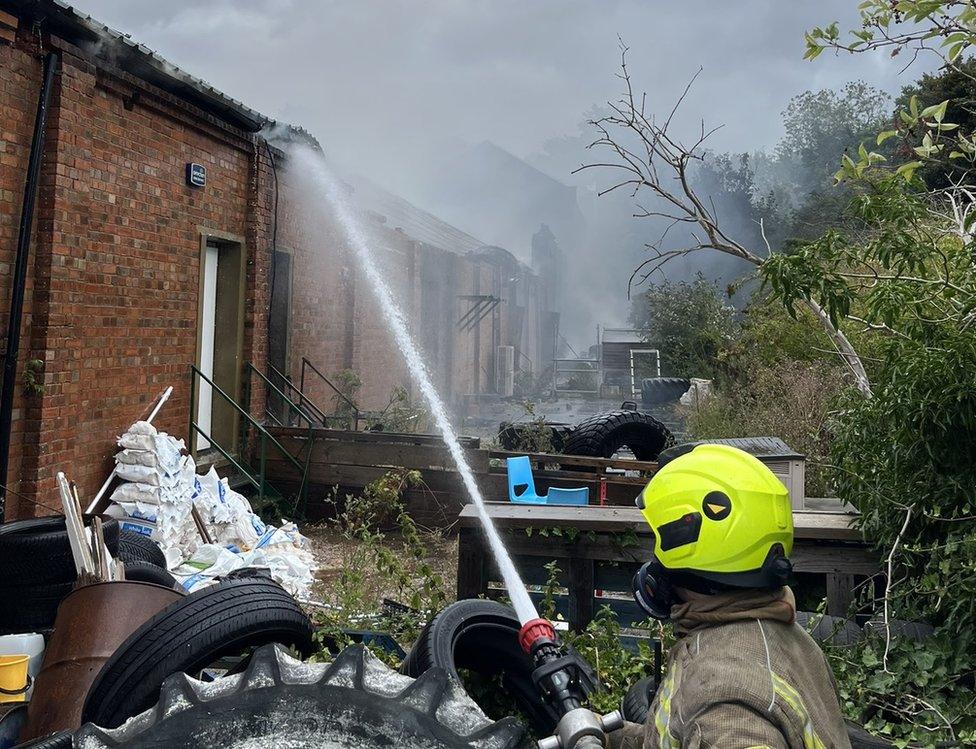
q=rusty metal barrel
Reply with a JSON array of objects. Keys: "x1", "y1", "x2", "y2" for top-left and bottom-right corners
[{"x1": 20, "y1": 580, "x2": 183, "y2": 741}]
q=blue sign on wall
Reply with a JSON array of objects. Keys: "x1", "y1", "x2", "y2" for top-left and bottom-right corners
[{"x1": 186, "y1": 163, "x2": 206, "y2": 188}]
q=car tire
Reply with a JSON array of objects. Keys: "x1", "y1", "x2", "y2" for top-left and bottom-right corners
[
  {"x1": 0, "y1": 579, "x2": 73, "y2": 634},
  {"x1": 117, "y1": 532, "x2": 167, "y2": 569},
  {"x1": 82, "y1": 578, "x2": 314, "y2": 729},
  {"x1": 0, "y1": 517, "x2": 118, "y2": 586},
  {"x1": 795, "y1": 611, "x2": 861, "y2": 647},
  {"x1": 122, "y1": 562, "x2": 179, "y2": 589},
  {"x1": 620, "y1": 675, "x2": 658, "y2": 723},
  {"x1": 401, "y1": 599, "x2": 593, "y2": 734}
]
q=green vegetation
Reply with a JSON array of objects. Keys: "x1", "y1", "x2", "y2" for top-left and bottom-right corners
[
  {"x1": 314, "y1": 8, "x2": 976, "y2": 743},
  {"x1": 312, "y1": 469, "x2": 449, "y2": 663},
  {"x1": 368, "y1": 385, "x2": 427, "y2": 433},
  {"x1": 629, "y1": 276, "x2": 735, "y2": 379}
]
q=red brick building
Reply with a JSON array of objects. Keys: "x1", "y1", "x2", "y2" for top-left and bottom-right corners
[{"x1": 0, "y1": 1, "x2": 556, "y2": 518}]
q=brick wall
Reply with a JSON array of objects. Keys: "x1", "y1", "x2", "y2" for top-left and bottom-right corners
[
  {"x1": 2, "y1": 34, "x2": 274, "y2": 516},
  {"x1": 0, "y1": 36, "x2": 42, "y2": 517},
  {"x1": 0, "y1": 21, "x2": 554, "y2": 517}
]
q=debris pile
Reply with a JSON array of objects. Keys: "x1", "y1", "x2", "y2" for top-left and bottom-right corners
[{"x1": 105, "y1": 421, "x2": 315, "y2": 598}]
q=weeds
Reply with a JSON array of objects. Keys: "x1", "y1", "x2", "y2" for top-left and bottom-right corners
[{"x1": 312, "y1": 468, "x2": 450, "y2": 663}]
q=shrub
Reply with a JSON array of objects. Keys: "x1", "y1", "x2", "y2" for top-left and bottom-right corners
[
  {"x1": 828, "y1": 332, "x2": 976, "y2": 745},
  {"x1": 687, "y1": 359, "x2": 844, "y2": 497}
]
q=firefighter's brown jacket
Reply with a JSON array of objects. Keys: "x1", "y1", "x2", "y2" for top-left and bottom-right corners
[{"x1": 611, "y1": 587, "x2": 852, "y2": 749}]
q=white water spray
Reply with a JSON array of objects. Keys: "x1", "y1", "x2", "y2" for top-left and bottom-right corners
[{"x1": 297, "y1": 146, "x2": 539, "y2": 625}]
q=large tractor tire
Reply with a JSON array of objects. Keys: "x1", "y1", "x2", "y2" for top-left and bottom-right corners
[
  {"x1": 562, "y1": 410, "x2": 674, "y2": 462},
  {"x1": 640, "y1": 377, "x2": 691, "y2": 406},
  {"x1": 75, "y1": 643, "x2": 527, "y2": 749}
]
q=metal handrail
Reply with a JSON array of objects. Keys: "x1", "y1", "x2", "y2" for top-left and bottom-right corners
[
  {"x1": 189, "y1": 365, "x2": 308, "y2": 509},
  {"x1": 267, "y1": 363, "x2": 329, "y2": 426},
  {"x1": 299, "y1": 356, "x2": 362, "y2": 429},
  {"x1": 247, "y1": 363, "x2": 318, "y2": 428}
]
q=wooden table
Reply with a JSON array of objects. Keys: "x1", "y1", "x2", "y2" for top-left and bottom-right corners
[{"x1": 457, "y1": 504, "x2": 877, "y2": 629}]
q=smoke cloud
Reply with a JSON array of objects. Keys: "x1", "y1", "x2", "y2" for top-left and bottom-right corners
[{"x1": 77, "y1": 0, "x2": 926, "y2": 348}]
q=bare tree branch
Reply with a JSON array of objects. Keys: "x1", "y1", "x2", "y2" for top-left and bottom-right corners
[{"x1": 582, "y1": 49, "x2": 873, "y2": 395}]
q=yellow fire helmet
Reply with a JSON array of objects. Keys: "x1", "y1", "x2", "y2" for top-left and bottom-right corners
[{"x1": 636, "y1": 444, "x2": 793, "y2": 589}]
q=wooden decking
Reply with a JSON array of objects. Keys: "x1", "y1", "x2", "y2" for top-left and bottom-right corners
[{"x1": 265, "y1": 426, "x2": 803, "y2": 523}]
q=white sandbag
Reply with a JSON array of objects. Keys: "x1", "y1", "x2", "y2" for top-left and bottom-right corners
[
  {"x1": 171, "y1": 539, "x2": 314, "y2": 597},
  {"x1": 115, "y1": 448, "x2": 160, "y2": 468},
  {"x1": 118, "y1": 433, "x2": 156, "y2": 451},
  {"x1": 193, "y1": 467, "x2": 262, "y2": 552},
  {"x1": 680, "y1": 377, "x2": 714, "y2": 406},
  {"x1": 126, "y1": 420, "x2": 156, "y2": 435},
  {"x1": 114, "y1": 462, "x2": 185, "y2": 487}
]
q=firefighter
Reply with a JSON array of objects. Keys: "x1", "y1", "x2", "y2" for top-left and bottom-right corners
[{"x1": 611, "y1": 444, "x2": 851, "y2": 749}]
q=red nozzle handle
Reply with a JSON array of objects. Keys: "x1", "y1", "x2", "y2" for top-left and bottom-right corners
[{"x1": 518, "y1": 618, "x2": 556, "y2": 654}]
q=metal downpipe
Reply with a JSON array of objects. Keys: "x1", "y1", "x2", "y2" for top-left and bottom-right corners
[{"x1": 0, "y1": 51, "x2": 59, "y2": 522}]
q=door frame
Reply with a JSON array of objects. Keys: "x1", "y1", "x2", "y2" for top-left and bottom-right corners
[{"x1": 194, "y1": 227, "x2": 247, "y2": 455}]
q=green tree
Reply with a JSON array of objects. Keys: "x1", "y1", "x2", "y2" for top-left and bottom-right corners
[
  {"x1": 629, "y1": 276, "x2": 736, "y2": 379},
  {"x1": 896, "y1": 57, "x2": 976, "y2": 187},
  {"x1": 776, "y1": 82, "x2": 891, "y2": 197}
]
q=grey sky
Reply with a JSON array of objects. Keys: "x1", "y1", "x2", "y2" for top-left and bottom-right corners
[{"x1": 75, "y1": 0, "x2": 925, "y2": 189}]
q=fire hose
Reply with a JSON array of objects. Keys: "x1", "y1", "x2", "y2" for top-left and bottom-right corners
[{"x1": 519, "y1": 618, "x2": 624, "y2": 749}]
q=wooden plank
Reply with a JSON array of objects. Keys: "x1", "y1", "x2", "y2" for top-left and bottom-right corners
[
  {"x1": 273, "y1": 436, "x2": 490, "y2": 473},
  {"x1": 826, "y1": 574, "x2": 856, "y2": 617},
  {"x1": 511, "y1": 555, "x2": 571, "y2": 587},
  {"x1": 489, "y1": 449, "x2": 659, "y2": 473},
  {"x1": 457, "y1": 504, "x2": 863, "y2": 541},
  {"x1": 279, "y1": 462, "x2": 645, "y2": 513},
  {"x1": 266, "y1": 459, "x2": 466, "y2": 493},
  {"x1": 568, "y1": 557, "x2": 596, "y2": 629},
  {"x1": 497, "y1": 465, "x2": 649, "y2": 486},
  {"x1": 485, "y1": 589, "x2": 650, "y2": 630},
  {"x1": 457, "y1": 528, "x2": 489, "y2": 599},
  {"x1": 268, "y1": 426, "x2": 481, "y2": 448},
  {"x1": 790, "y1": 546, "x2": 877, "y2": 575},
  {"x1": 595, "y1": 562, "x2": 641, "y2": 593},
  {"x1": 459, "y1": 504, "x2": 649, "y2": 532}
]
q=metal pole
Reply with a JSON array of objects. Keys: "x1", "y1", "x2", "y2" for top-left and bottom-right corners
[
  {"x1": 0, "y1": 52, "x2": 58, "y2": 522},
  {"x1": 258, "y1": 431, "x2": 267, "y2": 507}
]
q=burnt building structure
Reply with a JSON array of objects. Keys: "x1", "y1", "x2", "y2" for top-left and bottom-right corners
[{"x1": 0, "y1": 0, "x2": 555, "y2": 518}]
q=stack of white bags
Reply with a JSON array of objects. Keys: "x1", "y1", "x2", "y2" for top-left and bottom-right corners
[{"x1": 105, "y1": 421, "x2": 315, "y2": 598}]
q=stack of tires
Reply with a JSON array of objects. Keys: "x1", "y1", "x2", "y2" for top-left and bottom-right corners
[
  {"x1": 0, "y1": 517, "x2": 121, "y2": 634},
  {"x1": 0, "y1": 518, "x2": 175, "y2": 634}
]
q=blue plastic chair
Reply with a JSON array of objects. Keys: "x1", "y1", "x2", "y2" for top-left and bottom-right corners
[{"x1": 506, "y1": 456, "x2": 589, "y2": 506}]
